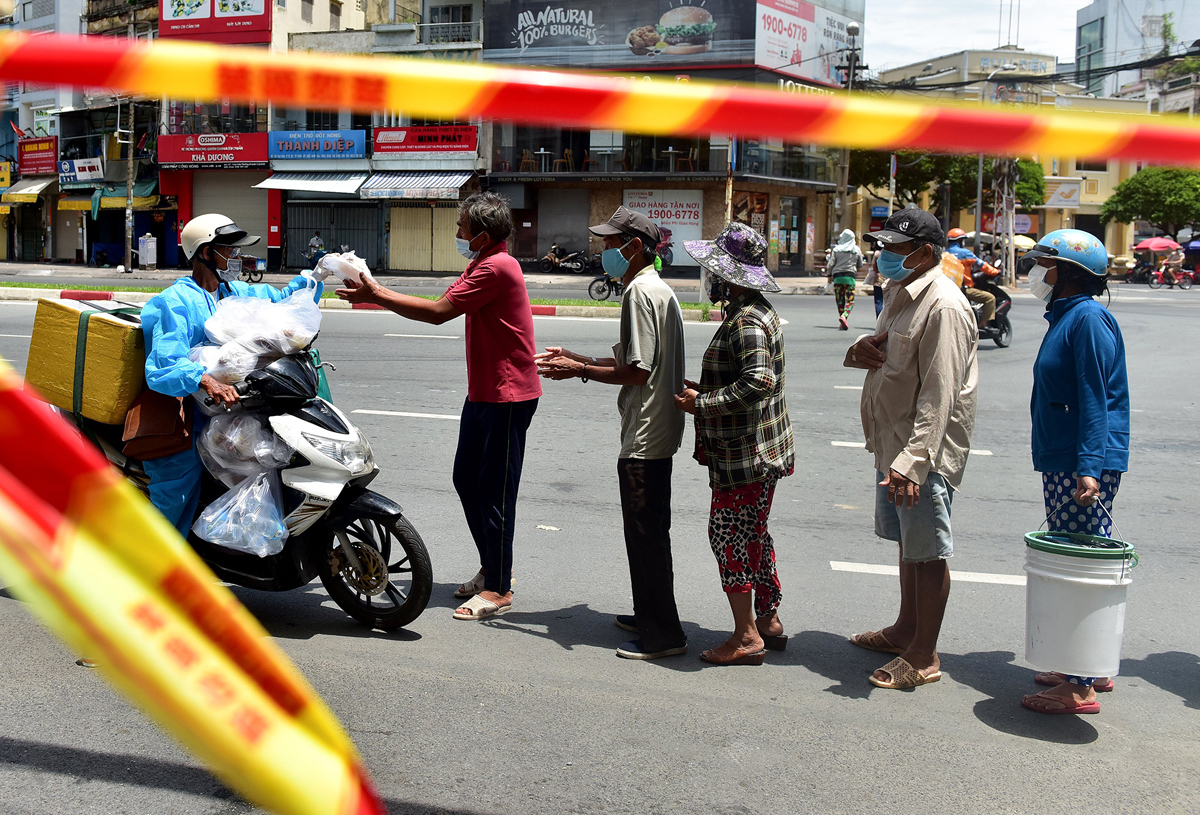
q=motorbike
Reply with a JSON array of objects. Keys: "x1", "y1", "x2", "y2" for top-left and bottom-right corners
[
  {"x1": 1149, "y1": 264, "x2": 1193, "y2": 290},
  {"x1": 238, "y1": 254, "x2": 266, "y2": 284},
  {"x1": 1124, "y1": 258, "x2": 1154, "y2": 285},
  {"x1": 657, "y1": 227, "x2": 674, "y2": 271},
  {"x1": 67, "y1": 350, "x2": 433, "y2": 631},
  {"x1": 588, "y1": 274, "x2": 624, "y2": 301},
  {"x1": 965, "y1": 263, "x2": 1013, "y2": 347},
  {"x1": 540, "y1": 243, "x2": 588, "y2": 273}
]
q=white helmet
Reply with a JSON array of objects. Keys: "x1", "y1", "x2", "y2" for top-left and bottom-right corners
[{"x1": 181, "y1": 213, "x2": 260, "y2": 262}]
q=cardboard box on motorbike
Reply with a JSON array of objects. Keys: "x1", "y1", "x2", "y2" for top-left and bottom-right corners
[{"x1": 24, "y1": 298, "x2": 146, "y2": 425}]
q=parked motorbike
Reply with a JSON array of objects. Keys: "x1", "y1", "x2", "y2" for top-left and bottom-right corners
[
  {"x1": 1149, "y1": 264, "x2": 1194, "y2": 290},
  {"x1": 588, "y1": 274, "x2": 624, "y2": 301},
  {"x1": 1124, "y1": 258, "x2": 1154, "y2": 285},
  {"x1": 540, "y1": 243, "x2": 588, "y2": 273},
  {"x1": 67, "y1": 350, "x2": 433, "y2": 631},
  {"x1": 657, "y1": 227, "x2": 674, "y2": 271}
]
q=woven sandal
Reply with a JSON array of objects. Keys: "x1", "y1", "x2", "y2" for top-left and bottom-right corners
[
  {"x1": 850, "y1": 630, "x2": 904, "y2": 655},
  {"x1": 869, "y1": 656, "x2": 942, "y2": 689},
  {"x1": 452, "y1": 594, "x2": 513, "y2": 621}
]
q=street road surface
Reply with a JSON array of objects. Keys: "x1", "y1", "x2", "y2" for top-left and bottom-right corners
[{"x1": 1, "y1": 287, "x2": 1197, "y2": 814}]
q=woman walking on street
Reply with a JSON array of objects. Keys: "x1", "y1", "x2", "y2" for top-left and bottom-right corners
[
  {"x1": 828, "y1": 229, "x2": 863, "y2": 330},
  {"x1": 676, "y1": 223, "x2": 795, "y2": 666},
  {"x1": 1019, "y1": 229, "x2": 1130, "y2": 715}
]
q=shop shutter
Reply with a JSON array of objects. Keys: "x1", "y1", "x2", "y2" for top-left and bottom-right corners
[
  {"x1": 192, "y1": 171, "x2": 270, "y2": 258},
  {"x1": 431, "y1": 205, "x2": 468, "y2": 274},
  {"x1": 389, "y1": 205, "x2": 431, "y2": 271},
  {"x1": 286, "y1": 202, "x2": 381, "y2": 269}
]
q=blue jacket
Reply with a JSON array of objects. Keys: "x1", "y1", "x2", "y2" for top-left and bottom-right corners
[
  {"x1": 1031, "y1": 294, "x2": 1129, "y2": 478},
  {"x1": 947, "y1": 243, "x2": 981, "y2": 265},
  {"x1": 142, "y1": 274, "x2": 322, "y2": 397}
]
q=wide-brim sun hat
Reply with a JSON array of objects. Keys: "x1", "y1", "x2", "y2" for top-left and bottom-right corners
[{"x1": 684, "y1": 222, "x2": 781, "y2": 293}]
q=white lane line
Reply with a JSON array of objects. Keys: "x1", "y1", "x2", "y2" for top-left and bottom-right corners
[
  {"x1": 0, "y1": 334, "x2": 31, "y2": 338},
  {"x1": 831, "y1": 441, "x2": 865, "y2": 448},
  {"x1": 830, "y1": 561, "x2": 1025, "y2": 586},
  {"x1": 780, "y1": 318, "x2": 790, "y2": 325},
  {"x1": 834, "y1": 385, "x2": 862, "y2": 390},
  {"x1": 972, "y1": 449, "x2": 994, "y2": 456},
  {"x1": 533, "y1": 315, "x2": 620, "y2": 323},
  {"x1": 384, "y1": 333, "x2": 459, "y2": 339},
  {"x1": 352, "y1": 409, "x2": 459, "y2": 420}
]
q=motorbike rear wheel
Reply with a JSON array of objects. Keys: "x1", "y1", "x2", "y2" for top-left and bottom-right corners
[
  {"x1": 1180, "y1": 275, "x2": 1194, "y2": 290},
  {"x1": 588, "y1": 277, "x2": 611, "y2": 301},
  {"x1": 319, "y1": 512, "x2": 432, "y2": 630},
  {"x1": 993, "y1": 314, "x2": 1013, "y2": 348}
]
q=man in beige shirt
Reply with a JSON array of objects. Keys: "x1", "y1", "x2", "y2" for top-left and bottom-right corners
[{"x1": 843, "y1": 209, "x2": 978, "y2": 691}]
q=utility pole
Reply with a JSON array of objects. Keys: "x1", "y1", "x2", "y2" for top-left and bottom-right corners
[
  {"x1": 834, "y1": 22, "x2": 866, "y2": 237},
  {"x1": 124, "y1": 98, "x2": 135, "y2": 273},
  {"x1": 977, "y1": 65, "x2": 1016, "y2": 256}
]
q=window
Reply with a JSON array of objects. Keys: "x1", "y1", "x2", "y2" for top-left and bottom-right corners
[
  {"x1": 301, "y1": 0, "x2": 313, "y2": 23},
  {"x1": 329, "y1": 0, "x2": 340, "y2": 30},
  {"x1": 427, "y1": 4, "x2": 474, "y2": 42},
  {"x1": 277, "y1": 0, "x2": 285, "y2": 7},
  {"x1": 306, "y1": 109, "x2": 338, "y2": 130},
  {"x1": 1076, "y1": 18, "x2": 1105, "y2": 95},
  {"x1": 1075, "y1": 158, "x2": 1108, "y2": 173}
]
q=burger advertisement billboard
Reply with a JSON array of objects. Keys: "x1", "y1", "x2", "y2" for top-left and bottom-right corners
[{"x1": 483, "y1": 0, "x2": 861, "y2": 84}]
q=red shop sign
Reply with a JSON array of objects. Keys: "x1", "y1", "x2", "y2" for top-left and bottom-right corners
[
  {"x1": 157, "y1": 0, "x2": 272, "y2": 45},
  {"x1": 18, "y1": 137, "x2": 58, "y2": 176},
  {"x1": 158, "y1": 132, "x2": 270, "y2": 169},
  {"x1": 373, "y1": 126, "x2": 478, "y2": 153}
]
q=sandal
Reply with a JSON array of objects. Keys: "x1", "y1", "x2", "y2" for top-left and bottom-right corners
[
  {"x1": 453, "y1": 569, "x2": 486, "y2": 599},
  {"x1": 1021, "y1": 689, "x2": 1101, "y2": 715},
  {"x1": 868, "y1": 656, "x2": 942, "y2": 689},
  {"x1": 1034, "y1": 672, "x2": 1114, "y2": 693},
  {"x1": 850, "y1": 629, "x2": 904, "y2": 655},
  {"x1": 452, "y1": 594, "x2": 513, "y2": 621},
  {"x1": 700, "y1": 644, "x2": 766, "y2": 666}
]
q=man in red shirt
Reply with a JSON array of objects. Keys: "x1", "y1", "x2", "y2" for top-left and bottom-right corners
[{"x1": 337, "y1": 192, "x2": 541, "y2": 620}]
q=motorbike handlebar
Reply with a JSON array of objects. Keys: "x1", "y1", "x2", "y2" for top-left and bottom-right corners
[{"x1": 203, "y1": 380, "x2": 251, "y2": 408}]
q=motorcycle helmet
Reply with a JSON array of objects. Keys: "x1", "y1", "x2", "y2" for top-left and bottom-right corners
[
  {"x1": 947, "y1": 227, "x2": 967, "y2": 243},
  {"x1": 1017, "y1": 228, "x2": 1108, "y2": 279},
  {"x1": 181, "y1": 213, "x2": 260, "y2": 262}
]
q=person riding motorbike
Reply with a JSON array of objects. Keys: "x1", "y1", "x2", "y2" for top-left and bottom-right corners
[
  {"x1": 947, "y1": 228, "x2": 996, "y2": 329},
  {"x1": 140, "y1": 213, "x2": 326, "y2": 536},
  {"x1": 1163, "y1": 247, "x2": 1184, "y2": 287}
]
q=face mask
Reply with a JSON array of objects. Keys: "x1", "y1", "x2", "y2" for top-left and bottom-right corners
[
  {"x1": 708, "y1": 277, "x2": 729, "y2": 304},
  {"x1": 456, "y1": 236, "x2": 480, "y2": 261},
  {"x1": 876, "y1": 246, "x2": 922, "y2": 281},
  {"x1": 1028, "y1": 261, "x2": 1055, "y2": 302},
  {"x1": 601, "y1": 241, "x2": 633, "y2": 279},
  {"x1": 215, "y1": 251, "x2": 241, "y2": 282}
]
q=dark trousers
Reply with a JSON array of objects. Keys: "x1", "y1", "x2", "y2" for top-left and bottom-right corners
[
  {"x1": 453, "y1": 398, "x2": 538, "y2": 595},
  {"x1": 873, "y1": 285, "x2": 884, "y2": 317},
  {"x1": 617, "y1": 457, "x2": 686, "y2": 650}
]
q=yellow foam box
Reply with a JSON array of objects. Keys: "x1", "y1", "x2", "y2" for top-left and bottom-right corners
[{"x1": 24, "y1": 298, "x2": 145, "y2": 425}]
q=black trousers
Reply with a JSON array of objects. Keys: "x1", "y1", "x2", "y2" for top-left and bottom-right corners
[
  {"x1": 617, "y1": 457, "x2": 686, "y2": 650},
  {"x1": 453, "y1": 398, "x2": 538, "y2": 595}
]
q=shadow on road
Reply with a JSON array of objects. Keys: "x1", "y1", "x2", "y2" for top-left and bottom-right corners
[
  {"x1": 1119, "y1": 650, "x2": 1200, "y2": 709},
  {"x1": 779, "y1": 630, "x2": 877, "y2": 699},
  {"x1": 229, "y1": 585, "x2": 423, "y2": 643}
]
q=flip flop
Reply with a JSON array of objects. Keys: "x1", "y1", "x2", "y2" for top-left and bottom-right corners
[
  {"x1": 453, "y1": 569, "x2": 486, "y2": 599},
  {"x1": 868, "y1": 656, "x2": 942, "y2": 689},
  {"x1": 452, "y1": 594, "x2": 513, "y2": 621},
  {"x1": 850, "y1": 630, "x2": 904, "y2": 655},
  {"x1": 1034, "y1": 672, "x2": 1115, "y2": 693},
  {"x1": 1021, "y1": 689, "x2": 1101, "y2": 715}
]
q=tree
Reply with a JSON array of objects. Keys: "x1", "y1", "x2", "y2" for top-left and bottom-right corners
[
  {"x1": 847, "y1": 150, "x2": 943, "y2": 207},
  {"x1": 932, "y1": 156, "x2": 1045, "y2": 214},
  {"x1": 1100, "y1": 167, "x2": 1200, "y2": 239},
  {"x1": 849, "y1": 150, "x2": 1045, "y2": 214}
]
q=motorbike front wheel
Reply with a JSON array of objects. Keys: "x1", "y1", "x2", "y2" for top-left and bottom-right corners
[
  {"x1": 1148, "y1": 276, "x2": 1164, "y2": 289},
  {"x1": 319, "y1": 512, "x2": 432, "y2": 630},
  {"x1": 539, "y1": 258, "x2": 555, "y2": 273},
  {"x1": 588, "y1": 277, "x2": 611, "y2": 301},
  {"x1": 993, "y1": 314, "x2": 1013, "y2": 348}
]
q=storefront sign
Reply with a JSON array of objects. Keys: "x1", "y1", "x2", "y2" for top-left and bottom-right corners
[
  {"x1": 158, "y1": 133, "x2": 270, "y2": 169},
  {"x1": 983, "y1": 212, "x2": 1039, "y2": 235},
  {"x1": 158, "y1": 0, "x2": 272, "y2": 44},
  {"x1": 871, "y1": 206, "x2": 889, "y2": 217},
  {"x1": 373, "y1": 126, "x2": 479, "y2": 153},
  {"x1": 732, "y1": 190, "x2": 769, "y2": 234},
  {"x1": 59, "y1": 158, "x2": 105, "y2": 184},
  {"x1": 0, "y1": 164, "x2": 10, "y2": 189},
  {"x1": 18, "y1": 137, "x2": 58, "y2": 176},
  {"x1": 623, "y1": 189, "x2": 703, "y2": 264},
  {"x1": 1042, "y1": 178, "x2": 1082, "y2": 209},
  {"x1": 755, "y1": 1, "x2": 861, "y2": 86},
  {"x1": 269, "y1": 130, "x2": 366, "y2": 160}
]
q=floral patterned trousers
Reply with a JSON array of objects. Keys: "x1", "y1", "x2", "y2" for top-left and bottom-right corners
[
  {"x1": 834, "y1": 283, "x2": 856, "y2": 319},
  {"x1": 708, "y1": 477, "x2": 782, "y2": 616}
]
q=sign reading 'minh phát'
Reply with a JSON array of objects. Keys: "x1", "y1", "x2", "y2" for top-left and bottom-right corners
[{"x1": 373, "y1": 126, "x2": 478, "y2": 153}]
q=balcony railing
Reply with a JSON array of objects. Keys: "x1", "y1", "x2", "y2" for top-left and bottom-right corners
[{"x1": 420, "y1": 20, "x2": 482, "y2": 44}]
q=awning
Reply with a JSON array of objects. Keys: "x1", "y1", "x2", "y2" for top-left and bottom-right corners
[
  {"x1": 359, "y1": 171, "x2": 473, "y2": 200},
  {"x1": 254, "y1": 172, "x2": 368, "y2": 195},
  {"x1": 96, "y1": 180, "x2": 159, "y2": 213},
  {"x1": 58, "y1": 195, "x2": 93, "y2": 211},
  {"x1": 3, "y1": 176, "x2": 58, "y2": 203}
]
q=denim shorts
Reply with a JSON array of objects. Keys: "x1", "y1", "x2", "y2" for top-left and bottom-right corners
[{"x1": 874, "y1": 471, "x2": 954, "y2": 563}]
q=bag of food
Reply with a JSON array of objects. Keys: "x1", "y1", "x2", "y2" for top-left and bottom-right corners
[
  {"x1": 315, "y1": 251, "x2": 373, "y2": 286},
  {"x1": 204, "y1": 288, "x2": 322, "y2": 356},
  {"x1": 198, "y1": 413, "x2": 292, "y2": 488},
  {"x1": 192, "y1": 470, "x2": 288, "y2": 558}
]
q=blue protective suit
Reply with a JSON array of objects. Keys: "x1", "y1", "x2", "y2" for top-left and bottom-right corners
[{"x1": 140, "y1": 274, "x2": 322, "y2": 536}]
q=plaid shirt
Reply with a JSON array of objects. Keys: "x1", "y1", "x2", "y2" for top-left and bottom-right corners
[{"x1": 693, "y1": 292, "x2": 795, "y2": 489}]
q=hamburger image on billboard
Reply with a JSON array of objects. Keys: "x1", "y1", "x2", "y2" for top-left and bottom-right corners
[{"x1": 627, "y1": 3, "x2": 716, "y2": 56}]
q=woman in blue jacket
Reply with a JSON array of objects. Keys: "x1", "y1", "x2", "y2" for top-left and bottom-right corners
[
  {"x1": 141, "y1": 214, "x2": 324, "y2": 537},
  {"x1": 1019, "y1": 228, "x2": 1129, "y2": 716}
]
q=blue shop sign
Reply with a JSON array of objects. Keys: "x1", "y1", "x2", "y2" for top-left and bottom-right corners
[
  {"x1": 269, "y1": 130, "x2": 366, "y2": 160},
  {"x1": 871, "y1": 206, "x2": 890, "y2": 218}
]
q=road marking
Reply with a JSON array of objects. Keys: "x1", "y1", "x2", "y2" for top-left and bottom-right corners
[
  {"x1": 0, "y1": 334, "x2": 31, "y2": 338},
  {"x1": 351, "y1": 409, "x2": 459, "y2": 420},
  {"x1": 830, "y1": 561, "x2": 1025, "y2": 586},
  {"x1": 833, "y1": 504, "x2": 859, "y2": 510},
  {"x1": 831, "y1": 441, "x2": 865, "y2": 448},
  {"x1": 384, "y1": 333, "x2": 458, "y2": 339},
  {"x1": 834, "y1": 385, "x2": 862, "y2": 390}
]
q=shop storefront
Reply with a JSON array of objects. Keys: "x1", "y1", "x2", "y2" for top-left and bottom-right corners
[
  {"x1": 56, "y1": 156, "x2": 106, "y2": 264},
  {"x1": 7, "y1": 137, "x2": 60, "y2": 262}
]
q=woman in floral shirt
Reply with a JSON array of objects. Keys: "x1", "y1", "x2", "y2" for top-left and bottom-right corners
[{"x1": 676, "y1": 223, "x2": 795, "y2": 666}]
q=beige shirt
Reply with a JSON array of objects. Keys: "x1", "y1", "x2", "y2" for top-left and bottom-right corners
[
  {"x1": 615, "y1": 267, "x2": 686, "y2": 459},
  {"x1": 846, "y1": 266, "x2": 979, "y2": 488}
]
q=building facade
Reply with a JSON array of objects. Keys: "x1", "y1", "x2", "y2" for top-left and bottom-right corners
[{"x1": 1076, "y1": 0, "x2": 1200, "y2": 99}]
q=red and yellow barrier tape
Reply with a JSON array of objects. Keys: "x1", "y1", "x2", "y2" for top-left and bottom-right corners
[
  {"x1": 2, "y1": 32, "x2": 1200, "y2": 163},
  {"x1": 0, "y1": 359, "x2": 386, "y2": 815}
]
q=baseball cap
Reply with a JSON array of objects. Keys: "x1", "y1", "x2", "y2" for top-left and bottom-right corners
[
  {"x1": 866, "y1": 209, "x2": 945, "y2": 247},
  {"x1": 589, "y1": 205, "x2": 661, "y2": 249}
]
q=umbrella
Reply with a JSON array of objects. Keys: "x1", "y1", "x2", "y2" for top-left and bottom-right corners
[
  {"x1": 1185, "y1": 239, "x2": 1200, "y2": 253},
  {"x1": 1133, "y1": 236, "x2": 1180, "y2": 252},
  {"x1": 1013, "y1": 234, "x2": 1037, "y2": 249}
]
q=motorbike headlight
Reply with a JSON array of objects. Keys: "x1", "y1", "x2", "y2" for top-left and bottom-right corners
[{"x1": 302, "y1": 433, "x2": 374, "y2": 474}]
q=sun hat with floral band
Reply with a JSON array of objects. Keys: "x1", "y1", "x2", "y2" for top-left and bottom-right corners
[{"x1": 684, "y1": 222, "x2": 781, "y2": 293}]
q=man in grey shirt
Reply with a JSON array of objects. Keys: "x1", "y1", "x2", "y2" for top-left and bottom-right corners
[{"x1": 536, "y1": 206, "x2": 687, "y2": 659}]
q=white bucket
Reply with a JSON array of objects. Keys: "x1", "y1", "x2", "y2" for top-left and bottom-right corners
[{"x1": 1024, "y1": 532, "x2": 1136, "y2": 678}]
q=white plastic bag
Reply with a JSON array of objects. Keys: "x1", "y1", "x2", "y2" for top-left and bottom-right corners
[
  {"x1": 198, "y1": 413, "x2": 293, "y2": 488},
  {"x1": 315, "y1": 251, "x2": 373, "y2": 286},
  {"x1": 192, "y1": 470, "x2": 288, "y2": 558},
  {"x1": 189, "y1": 338, "x2": 278, "y2": 387},
  {"x1": 823, "y1": 281, "x2": 835, "y2": 295},
  {"x1": 204, "y1": 289, "x2": 322, "y2": 355}
]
